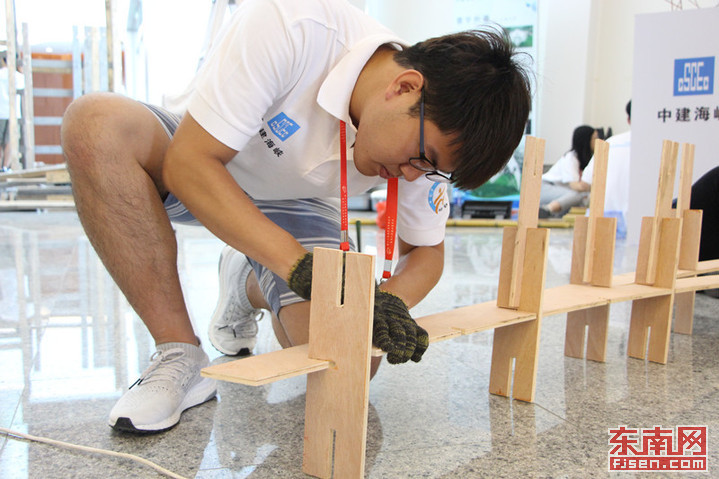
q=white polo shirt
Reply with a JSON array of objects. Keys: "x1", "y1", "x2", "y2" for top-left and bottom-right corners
[
  {"x1": 186, "y1": 0, "x2": 449, "y2": 246},
  {"x1": 542, "y1": 150, "x2": 581, "y2": 184}
]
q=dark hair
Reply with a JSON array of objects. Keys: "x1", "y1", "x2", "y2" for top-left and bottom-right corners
[
  {"x1": 394, "y1": 28, "x2": 532, "y2": 190},
  {"x1": 571, "y1": 125, "x2": 596, "y2": 172},
  {"x1": 625, "y1": 100, "x2": 631, "y2": 120}
]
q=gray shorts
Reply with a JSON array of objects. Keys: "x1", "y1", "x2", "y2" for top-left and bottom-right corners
[{"x1": 142, "y1": 103, "x2": 355, "y2": 314}]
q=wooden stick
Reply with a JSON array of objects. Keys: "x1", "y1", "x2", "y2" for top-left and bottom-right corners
[
  {"x1": 636, "y1": 140, "x2": 679, "y2": 285},
  {"x1": 490, "y1": 227, "x2": 549, "y2": 402},
  {"x1": 497, "y1": 136, "x2": 545, "y2": 309},
  {"x1": 582, "y1": 139, "x2": 610, "y2": 283},
  {"x1": 628, "y1": 217, "x2": 681, "y2": 363}
]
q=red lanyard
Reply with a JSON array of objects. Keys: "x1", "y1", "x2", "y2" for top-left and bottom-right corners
[{"x1": 339, "y1": 120, "x2": 397, "y2": 279}]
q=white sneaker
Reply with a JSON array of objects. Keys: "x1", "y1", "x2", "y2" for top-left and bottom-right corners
[
  {"x1": 109, "y1": 342, "x2": 217, "y2": 433},
  {"x1": 208, "y1": 246, "x2": 263, "y2": 356}
]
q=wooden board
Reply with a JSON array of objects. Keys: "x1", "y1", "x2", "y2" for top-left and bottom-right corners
[
  {"x1": 674, "y1": 274, "x2": 719, "y2": 294},
  {"x1": 497, "y1": 136, "x2": 545, "y2": 309},
  {"x1": 201, "y1": 344, "x2": 330, "y2": 386},
  {"x1": 582, "y1": 139, "x2": 610, "y2": 282},
  {"x1": 303, "y1": 248, "x2": 375, "y2": 479},
  {"x1": 677, "y1": 259, "x2": 719, "y2": 278}
]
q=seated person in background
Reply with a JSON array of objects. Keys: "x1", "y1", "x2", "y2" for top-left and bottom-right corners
[
  {"x1": 538, "y1": 125, "x2": 598, "y2": 218},
  {"x1": 577, "y1": 100, "x2": 631, "y2": 238}
]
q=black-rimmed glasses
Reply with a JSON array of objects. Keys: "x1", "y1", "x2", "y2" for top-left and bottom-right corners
[{"x1": 407, "y1": 89, "x2": 454, "y2": 184}]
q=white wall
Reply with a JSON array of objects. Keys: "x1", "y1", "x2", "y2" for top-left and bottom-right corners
[
  {"x1": 584, "y1": 0, "x2": 673, "y2": 135},
  {"x1": 535, "y1": 0, "x2": 593, "y2": 163},
  {"x1": 360, "y1": 0, "x2": 673, "y2": 165},
  {"x1": 536, "y1": 0, "x2": 673, "y2": 164}
]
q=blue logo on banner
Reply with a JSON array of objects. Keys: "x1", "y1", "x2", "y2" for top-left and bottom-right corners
[
  {"x1": 674, "y1": 57, "x2": 714, "y2": 96},
  {"x1": 268, "y1": 112, "x2": 300, "y2": 141}
]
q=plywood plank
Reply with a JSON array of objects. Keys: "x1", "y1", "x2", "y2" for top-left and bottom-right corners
[
  {"x1": 303, "y1": 248, "x2": 374, "y2": 479},
  {"x1": 677, "y1": 259, "x2": 719, "y2": 278},
  {"x1": 582, "y1": 139, "x2": 609, "y2": 282},
  {"x1": 201, "y1": 344, "x2": 330, "y2": 386},
  {"x1": 502, "y1": 136, "x2": 545, "y2": 308},
  {"x1": 674, "y1": 274, "x2": 719, "y2": 293}
]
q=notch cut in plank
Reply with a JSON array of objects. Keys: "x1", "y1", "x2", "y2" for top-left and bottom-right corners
[
  {"x1": 490, "y1": 227, "x2": 549, "y2": 403},
  {"x1": 303, "y1": 248, "x2": 374, "y2": 479},
  {"x1": 497, "y1": 136, "x2": 545, "y2": 309},
  {"x1": 201, "y1": 344, "x2": 330, "y2": 386},
  {"x1": 564, "y1": 304, "x2": 610, "y2": 362},
  {"x1": 627, "y1": 217, "x2": 682, "y2": 364}
]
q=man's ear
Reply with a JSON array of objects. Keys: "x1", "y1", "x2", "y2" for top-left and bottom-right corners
[{"x1": 385, "y1": 69, "x2": 424, "y2": 100}]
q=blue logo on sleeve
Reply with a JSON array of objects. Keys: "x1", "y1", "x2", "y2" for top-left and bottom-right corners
[
  {"x1": 427, "y1": 182, "x2": 448, "y2": 214},
  {"x1": 673, "y1": 57, "x2": 714, "y2": 96},
  {"x1": 268, "y1": 112, "x2": 300, "y2": 141}
]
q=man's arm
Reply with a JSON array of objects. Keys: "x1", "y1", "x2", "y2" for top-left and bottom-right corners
[
  {"x1": 378, "y1": 237, "x2": 444, "y2": 308},
  {"x1": 163, "y1": 113, "x2": 307, "y2": 279}
]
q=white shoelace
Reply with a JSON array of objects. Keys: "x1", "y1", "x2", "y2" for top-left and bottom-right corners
[
  {"x1": 130, "y1": 349, "x2": 192, "y2": 389},
  {"x1": 218, "y1": 307, "x2": 263, "y2": 337}
]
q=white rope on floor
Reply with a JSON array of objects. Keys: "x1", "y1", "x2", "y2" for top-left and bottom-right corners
[{"x1": 0, "y1": 426, "x2": 188, "y2": 479}]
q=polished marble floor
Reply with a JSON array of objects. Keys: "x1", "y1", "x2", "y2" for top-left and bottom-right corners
[{"x1": 1, "y1": 210, "x2": 718, "y2": 478}]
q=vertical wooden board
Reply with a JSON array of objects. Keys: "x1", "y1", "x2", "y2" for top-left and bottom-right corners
[
  {"x1": 570, "y1": 216, "x2": 588, "y2": 285},
  {"x1": 303, "y1": 248, "x2": 375, "y2": 479},
  {"x1": 489, "y1": 327, "x2": 514, "y2": 397},
  {"x1": 490, "y1": 227, "x2": 548, "y2": 403},
  {"x1": 587, "y1": 139, "x2": 609, "y2": 218},
  {"x1": 675, "y1": 143, "x2": 695, "y2": 214},
  {"x1": 508, "y1": 136, "x2": 545, "y2": 307},
  {"x1": 635, "y1": 217, "x2": 656, "y2": 285},
  {"x1": 627, "y1": 298, "x2": 651, "y2": 360},
  {"x1": 653, "y1": 217, "x2": 682, "y2": 289},
  {"x1": 646, "y1": 295, "x2": 674, "y2": 364},
  {"x1": 564, "y1": 304, "x2": 610, "y2": 362},
  {"x1": 497, "y1": 226, "x2": 518, "y2": 309},
  {"x1": 518, "y1": 228, "x2": 549, "y2": 314},
  {"x1": 638, "y1": 140, "x2": 679, "y2": 285},
  {"x1": 515, "y1": 136, "x2": 545, "y2": 230},
  {"x1": 582, "y1": 139, "x2": 610, "y2": 282},
  {"x1": 585, "y1": 304, "x2": 610, "y2": 362},
  {"x1": 627, "y1": 218, "x2": 680, "y2": 364},
  {"x1": 565, "y1": 309, "x2": 588, "y2": 358},
  {"x1": 590, "y1": 217, "x2": 617, "y2": 287},
  {"x1": 508, "y1": 320, "x2": 541, "y2": 402},
  {"x1": 678, "y1": 209, "x2": 702, "y2": 271},
  {"x1": 655, "y1": 140, "x2": 679, "y2": 220},
  {"x1": 673, "y1": 291, "x2": 696, "y2": 335}
]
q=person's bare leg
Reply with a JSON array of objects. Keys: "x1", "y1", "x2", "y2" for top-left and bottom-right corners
[
  {"x1": 61, "y1": 92, "x2": 197, "y2": 346},
  {"x1": 547, "y1": 200, "x2": 561, "y2": 213}
]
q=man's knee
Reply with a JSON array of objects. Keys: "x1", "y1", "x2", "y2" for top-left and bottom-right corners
[
  {"x1": 61, "y1": 93, "x2": 168, "y2": 187},
  {"x1": 62, "y1": 93, "x2": 118, "y2": 155}
]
